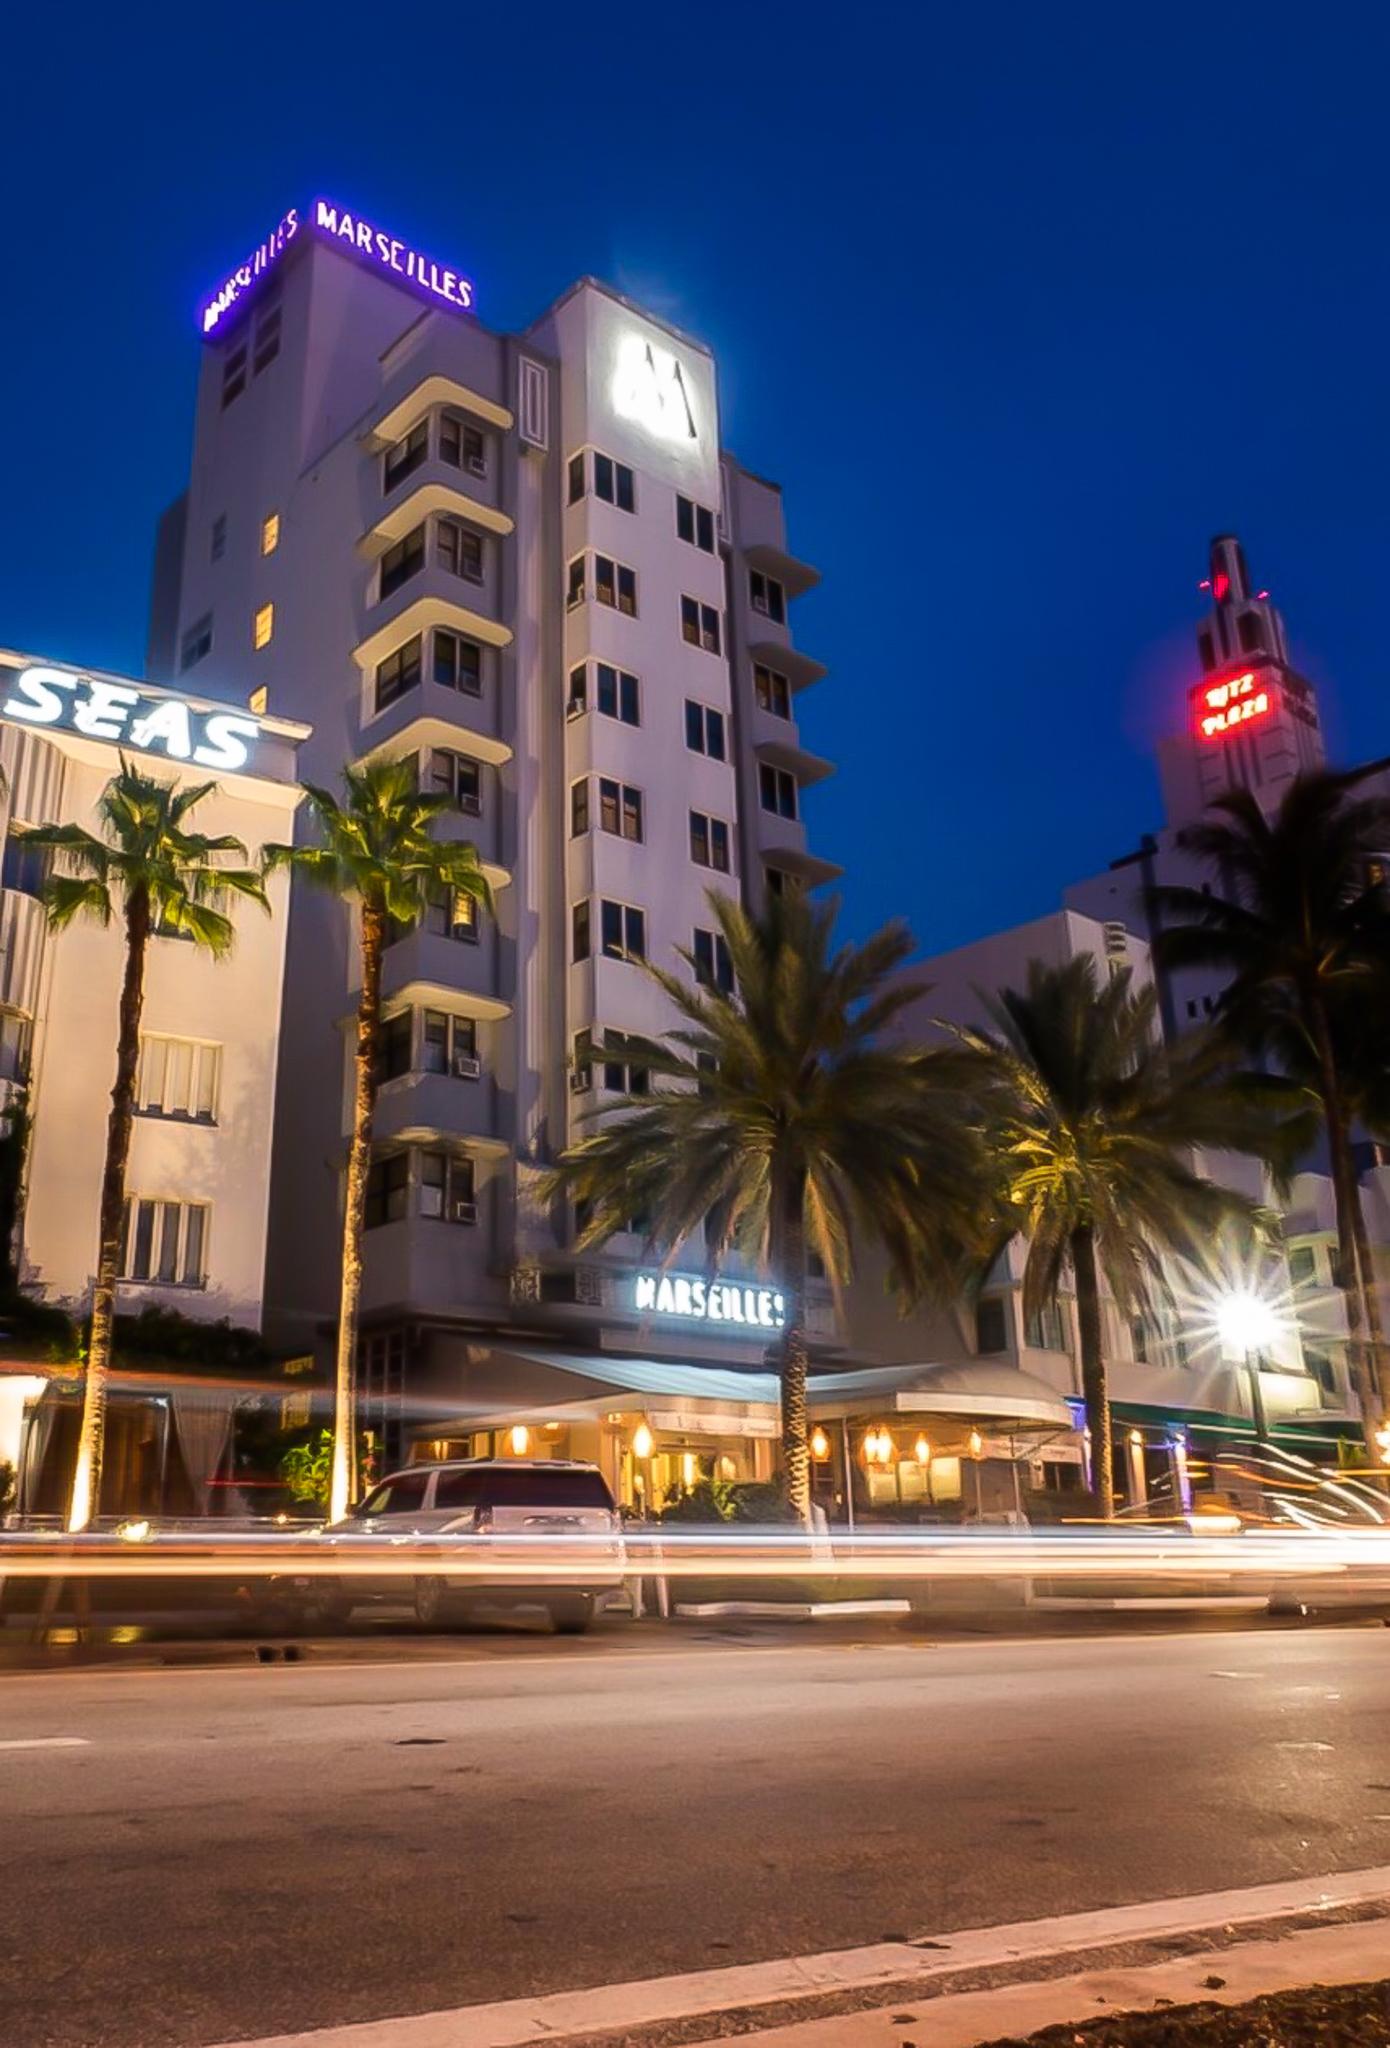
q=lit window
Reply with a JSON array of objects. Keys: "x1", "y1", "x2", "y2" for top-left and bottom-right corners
[
  {"x1": 253, "y1": 603, "x2": 274, "y2": 651},
  {"x1": 248, "y1": 685, "x2": 268, "y2": 715},
  {"x1": 261, "y1": 511, "x2": 280, "y2": 556}
]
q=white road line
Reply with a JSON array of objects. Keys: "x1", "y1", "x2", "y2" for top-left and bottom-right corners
[
  {"x1": 0, "y1": 1735, "x2": 90, "y2": 1750},
  {"x1": 207, "y1": 1862, "x2": 1390, "y2": 2048}
]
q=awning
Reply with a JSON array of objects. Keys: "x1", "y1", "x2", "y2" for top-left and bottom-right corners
[
  {"x1": 410, "y1": 1344, "x2": 782, "y2": 1440},
  {"x1": 806, "y1": 1360, "x2": 1077, "y2": 1433}
]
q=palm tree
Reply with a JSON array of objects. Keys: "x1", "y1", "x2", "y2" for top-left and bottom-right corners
[
  {"x1": 551, "y1": 891, "x2": 988, "y2": 1518},
  {"x1": 947, "y1": 956, "x2": 1285, "y2": 1516},
  {"x1": 262, "y1": 756, "x2": 492, "y2": 1524},
  {"x1": 1149, "y1": 771, "x2": 1390, "y2": 1456},
  {"x1": 15, "y1": 761, "x2": 267, "y2": 1531}
]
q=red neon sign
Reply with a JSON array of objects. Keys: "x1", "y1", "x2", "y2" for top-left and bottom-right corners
[{"x1": 1194, "y1": 669, "x2": 1273, "y2": 741}]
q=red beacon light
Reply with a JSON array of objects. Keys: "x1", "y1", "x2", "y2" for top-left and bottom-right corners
[{"x1": 1193, "y1": 669, "x2": 1273, "y2": 741}]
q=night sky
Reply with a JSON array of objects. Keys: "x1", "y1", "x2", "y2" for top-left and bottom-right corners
[{"x1": 5, "y1": 5, "x2": 1388, "y2": 956}]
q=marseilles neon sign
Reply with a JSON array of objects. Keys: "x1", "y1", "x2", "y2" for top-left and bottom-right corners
[
  {"x1": 199, "y1": 198, "x2": 475, "y2": 336},
  {"x1": 635, "y1": 1273, "x2": 786, "y2": 1330},
  {"x1": 1194, "y1": 669, "x2": 1272, "y2": 741},
  {"x1": 1, "y1": 667, "x2": 263, "y2": 773}
]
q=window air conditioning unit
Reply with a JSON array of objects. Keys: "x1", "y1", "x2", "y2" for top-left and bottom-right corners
[
  {"x1": 570, "y1": 1067, "x2": 593, "y2": 1093},
  {"x1": 466, "y1": 455, "x2": 487, "y2": 479},
  {"x1": 1103, "y1": 921, "x2": 1128, "y2": 955},
  {"x1": 452, "y1": 1053, "x2": 482, "y2": 1080},
  {"x1": 459, "y1": 793, "x2": 482, "y2": 816},
  {"x1": 451, "y1": 1198, "x2": 478, "y2": 1225}
]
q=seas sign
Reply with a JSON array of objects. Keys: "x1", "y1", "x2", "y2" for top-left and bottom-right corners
[
  {"x1": 199, "y1": 197, "x2": 476, "y2": 336},
  {"x1": 0, "y1": 664, "x2": 264, "y2": 774},
  {"x1": 634, "y1": 1272, "x2": 786, "y2": 1332}
]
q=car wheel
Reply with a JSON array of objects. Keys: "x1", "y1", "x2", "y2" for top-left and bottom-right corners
[
  {"x1": 548, "y1": 1595, "x2": 594, "y2": 1635},
  {"x1": 301, "y1": 1592, "x2": 353, "y2": 1628},
  {"x1": 414, "y1": 1575, "x2": 467, "y2": 1629}
]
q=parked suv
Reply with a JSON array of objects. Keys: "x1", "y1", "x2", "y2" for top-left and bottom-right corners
[{"x1": 307, "y1": 1459, "x2": 625, "y2": 1633}]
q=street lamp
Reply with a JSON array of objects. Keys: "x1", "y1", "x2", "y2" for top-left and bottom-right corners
[{"x1": 1215, "y1": 1290, "x2": 1280, "y2": 1445}]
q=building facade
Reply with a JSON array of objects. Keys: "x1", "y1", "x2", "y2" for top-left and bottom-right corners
[{"x1": 147, "y1": 201, "x2": 842, "y2": 1499}]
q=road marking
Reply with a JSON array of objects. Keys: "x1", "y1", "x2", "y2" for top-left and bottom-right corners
[
  {"x1": 0, "y1": 1735, "x2": 90, "y2": 1750},
  {"x1": 208, "y1": 1863, "x2": 1390, "y2": 2048}
]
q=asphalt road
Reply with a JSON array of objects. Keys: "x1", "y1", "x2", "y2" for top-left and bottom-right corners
[{"x1": 4, "y1": 1622, "x2": 1390, "y2": 2048}]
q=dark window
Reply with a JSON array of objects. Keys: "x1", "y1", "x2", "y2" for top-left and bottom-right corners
[
  {"x1": 1288, "y1": 1244, "x2": 1318, "y2": 1286},
  {"x1": 384, "y1": 418, "x2": 429, "y2": 492},
  {"x1": 380, "y1": 525, "x2": 425, "y2": 599},
  {"x1": 594, "y1": 556, "x2": 637, "y2": 615},
  {"x1": 596, "y1": 663, "x2": 640, "y2": 724},
  {"x1": 690, "y1": 812, "x2": 730, "y2": 872},
  {"x1": 221, "y1": 343, "x2": 247, "y2": 408},
  {"x1": 749, "y1": 570, "x2": 785, "y2": 623},
  {"x1": 692, "y1": 927, "x2": 734, "y2": 993},
  {"x1": 593, "y1": 452, "x2": 635, "y2": 511},
  {"x1": 434, "y1": 1468, "x2": 486, "y2": 1510},
  {"x1": 380, "y1": 1010, "x2": 414, "y2": 1081},
  {"x1": 375, "y1": 634, "x2": 423, "y2": 711},
  {"x1": 365, "y1": 1154, "x2": 410, "y2": 1229},
  {"x1": 1237, "y1": 610, "x2": 1266, "y2": 655},
  {"x1": 754, "y1": 664, "x2": 791, "y2": 718},
  {"x1": 420, "y1": 1150, "x2": 475, "y2": 1223},
  {"x1": 439, "y1": 414, "x2": 486, "y2": 475},
  {"x1": 2, "y1": 838, "x2": 47, "y2": 899},
  {"x1": 432, "y1": 628, "x2": 481, "y2": 695},
  {"x1": 601, "y1": 1028, "x2": 649, "y2": 1095},
  {"x1": 676, "y1": 495, "x2": 715, "y2": 551},
  {"x1": 567, "y1": 665, "x2": 588, "y2": 717},
  {"x1": 601, "y1": 901, "x2": 645, "y2": 960},
  {"x1": 421, "y1": 1010, "x2": 449, "y2": 1075},
  {"x1": 180, "y1": 616, "x2": 213, "y2": 672},
  {"x1": 437, "y1": 519, "x2": 483, "y2": 584},
  {"x1": 567, "y1": 557, "x2": 586, "y2": 609},
  {"x1": 251, "y1": 302, "x2": 281, "y2": 376},
  {"x1": 427, "y1": 748, "x2": 482, "y2": 815},
  {"x1": 975, "y1": 1297, "x2": 1008, "y2": 1354},
  {"x1": 685, "y1": 701, "x2": 726, "y2": 759},
  {"x1": 570, "y1": 780, "x2": 589, "y2": 836},
  {"x1": 572, "y1": 900, "x2": 591, "y2": 962},
  {"x1": 1197, "y1": 628, "x2": 1216, "y2": 671},
  {"x1": 210, "y1": 514, "x2": 227, "y2": 563},
  {"x1": 681, "y1": 595, "x2": 700, "y2": 645},
  {"x1": 598, "y1": 778, "x2": 643, "y2": 841},
  {"x1": 759, "y1": 764, "x2": 798, "y2": 819},
  {"x1": 681, "y1": 598, "x2": 721, "y2": 652},
  {"x1": 568, "y1": 453, "x2": 585, "y2": 505}
]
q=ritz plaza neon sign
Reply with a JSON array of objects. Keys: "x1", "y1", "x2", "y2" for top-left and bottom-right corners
[
  {"x1": 199, "y1": 198, "x2": 476, "y2": 336},
  {"x1": 1, "y1": 666, "x2": 263, "y2": 773},
  {"x1": 1193, "y1": 669, "x2": 1273, "y2": 742},
  {"x1": 635, "y1": 1272, "x2": 786, "y2": 1331}
]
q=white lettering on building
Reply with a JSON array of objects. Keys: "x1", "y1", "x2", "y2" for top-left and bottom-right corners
[
  {"x1": 1, "y1": 666, "x2": 263, "y2": 775},
  {"x1": 612, "y1": 333, "x2": 698, "y2": 445},
  {"x1": 633, "y1": 1270, "x2": 785, "y2": 1330}
]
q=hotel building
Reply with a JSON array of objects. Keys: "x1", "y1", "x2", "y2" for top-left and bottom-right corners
[{"x1": 144, "y1": 200, "x2": 857, "y2": 1505}]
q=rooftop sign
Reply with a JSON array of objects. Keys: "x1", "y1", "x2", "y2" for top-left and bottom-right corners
[
  {"x1": 1193, "y1": 668, "x2": 1273, "y2": 742},
  {"x1": 199, "y1": 198, "x2": 475, "y2": 337},
  {"x1": 634, "y1": 1272, "x2": 786, "y2": 1332},
  {"x1": 0, "y1": 663, "x2": 265, "y2": 774}
]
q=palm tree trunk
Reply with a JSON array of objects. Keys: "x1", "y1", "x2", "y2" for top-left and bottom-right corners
[
  {"x1": 1308, "y1": 995, "x2": 1385, "y2": 1456},
  {"x1": 769, "y1": 1163, "x2": 810, "y2": 1520},
  {"x1": 329, "y1": 899, "x2": 386, "y2": 1524},
  {"x1": 1071, "y1": 1224, "x2": 1113, "y2": 1519},
  {"x1": 69, "y1": 887, "x2": 150, "y2": 1532}
]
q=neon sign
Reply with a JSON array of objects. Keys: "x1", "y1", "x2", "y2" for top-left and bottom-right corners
[
  {"x1": 198, "y1": 198, "x2": 475, "y2": 337},
  {"x1": 0, "y1": 666, "x2": 263, "y2": 773},
  {"x1": 1194, "y1": 669, "x2": 1273, "y2": 742},
  {"x1": 612, "y1": 334, "x2": 698, "y2": 444},
  {"x1": 634, "y1": 1272, "x2": 785, "y2": 1330}
]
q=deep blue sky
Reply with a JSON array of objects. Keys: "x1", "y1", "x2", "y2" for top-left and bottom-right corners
[{"x1": 5, "y1": 4, "x2": 1388, "y2": 955}]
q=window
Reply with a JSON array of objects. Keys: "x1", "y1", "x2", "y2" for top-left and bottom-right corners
[
  {"x1": 380, "y1": 1010, "x2": 413, "y2": 1082},
  {"x1": 570, "y1": 449, "x2": 635, "y2": 511},
  {"x1": 601, "y1": 900, "x2": 646, "y2": 961},
  {"x1": 121, "y1": 1198, "x2": 208, "y2": 1287},
  {"x1": 566, "y1": 556, "x2": 587, "y2": 609},
  {"x1": 975, "y1": 1296, "x2": 1008, "y2": 1354},
  {"x1": 136, "y1": 1037, "x2": 220, "y2": 1122},
  {"x1": 676, "y1": 495, "x2": 715, "y2": 552},
  {"x1": 440, "y1": 413, "x2": 486, "y2": 476},
  {"x1": 598, "y1": 778, "x2": 643, "y2": 842},
  {"x1": 380, "y1": 525, "x2": 425, "y2": 599},
  {"x1": 420, "y1": 1150, "x2": 476, "y2": 1223},
  {"x1": 593, "y1": 554, "x2": 637, "y2": 615},
  {"x1": 599, "y1": 1028, "x2": 649, "y2": 1095},
  {"x1": 0, "y1": 1013, "x2": 32, "y2": 1086},
  {"x1": 437, "y1": 518, "x2": 483, "y2": 585},
  {"x1": 749, "y1": 569, "x2": 786, "y2": 623},
  {"x1": 253, "y1": 602, "x2": 274, "y2": 651},
  {"x1": 1288, "y1": 1243, "x2": 1319, "y2": 1287},
  {"x1": 375, "y1": 635, "x2": 422, "y2": 711},
  {"x1": 571, "y1": 1029, "x2": 595, "y2": 1092},
  {"x1": 572, "y1": 900, "x2": 592, "y2": 962},
  {"x1": 248, "y1": 686, "x2": 268, "y2": 715},
  {"x1": 684, "y1": 700, "x2": 727, "y2": 759},
  {"x1": 754, "y1": 664, "x2": 792, "y2": 718},
  {"x1": 261, "y1": 511, "x2": 279, "y2": 557},
  {"x1": 689, "y1": 811, "x2": 730, "y2": 872},
  {"x1": 421, "y1": 1010, "x2": 478, "y2": 1077},
  {"x1": 2, "y1": 838, "x2": 48, "y2": 900},
  {"x1": 759, "y1": 763, "x2": 798, "y2": 819},
  {"x1": 594, "y1": 662, "x2": 640, "y2": 724},
  {"x1": 692, "y1": 926, "x2": 734, "y2": 993},
  {"x1": 765, "y1": 864, "x2": 801, "y2": 899},
  {"x1": 384, "y1": 418, "x2": 429, "y2": 492},
  {"x1": 365, "y1": 1154, "x2": 410, "y2": 1229},
  {"x1": 681, "y1": 595, "x2": 721, "y2": 653},
  {"x1": 1024, "y1": 1300, "x2": 1067, "y2": 1352},
  {"x1": 221, "y1": 342, "x2": 247, "y2": 408},
  {"x1": 251, "y1": 301, "x2": 281, "y2": 377},
  {"x1": 420, "y1": 885, "x2": 479, "y2": 944},
  {"x1": 570, "y1": 779, "x2": 589, "y2": 836},
  {"x1": 431, "y1": 628, "x2": 481, "y2": 696},
  {"x1": 180, "y1": 616, "x2": 213, "y2": 672},
  {"x1": 210, "y1": 514, "x2": 227, "y2": 563},
  {"x1": 427, "y1": 747, "x2": 482, "y2": 816}
]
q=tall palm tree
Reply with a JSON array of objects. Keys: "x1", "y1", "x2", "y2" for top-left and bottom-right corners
[
  {"x1": 948, "y1": 956, "x2": 1285, "y2": 1516},
  {"x1": 262, "y1": 756, "x2": 492, "y2": 1524},
  {"x1": 1149, "y1": 771, "x2": 1390, "y2": 1456},
  {"x1": 16, "y1": 761, "x2": 267, "y2": 1531},
  {"x1": 551, "y1": 891, "x2": 988, "y2": 1518}
]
